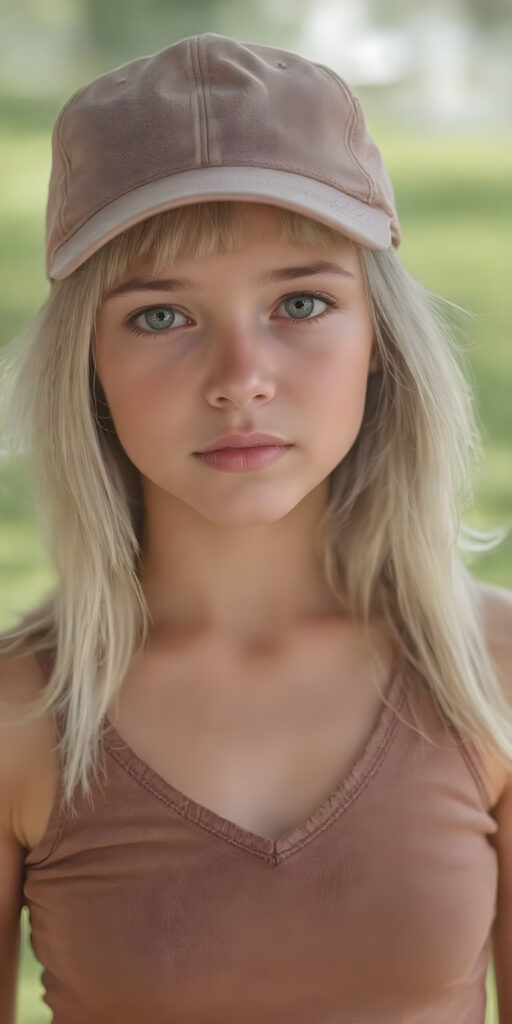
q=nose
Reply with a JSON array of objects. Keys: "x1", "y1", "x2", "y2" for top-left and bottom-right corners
[{"x1": 202, "y1": 325, "x2": 277, "y2": 408}]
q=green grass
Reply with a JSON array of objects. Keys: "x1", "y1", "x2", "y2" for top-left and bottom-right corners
[
  {"x1": 1, "y1": 95, "x2": 510, "y2": 1022},
  {"x1": 15, "y1": 910, "x2": 52, "y2": 1023}
]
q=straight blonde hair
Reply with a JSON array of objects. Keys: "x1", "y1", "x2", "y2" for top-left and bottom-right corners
[{"x1": 1, "y1": 200, "x2": 511, "y2": 818}]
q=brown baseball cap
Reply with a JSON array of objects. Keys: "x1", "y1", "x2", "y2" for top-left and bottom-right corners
[{"x1": 45, "y1": 32, "x2": 402, "y2": 281}]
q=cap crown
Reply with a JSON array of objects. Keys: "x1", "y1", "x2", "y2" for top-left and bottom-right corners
[{"x1": 46, "y1": 32, "x2": 401, "y2": 278}]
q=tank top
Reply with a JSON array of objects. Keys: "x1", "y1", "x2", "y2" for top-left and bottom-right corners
[{"x1": 22, "y1": 649, "x2": 499, "y2": 1023}]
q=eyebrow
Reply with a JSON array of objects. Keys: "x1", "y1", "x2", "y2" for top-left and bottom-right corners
[{"x1": 103, "y1": 260, "x2": 356, "y2": 300}]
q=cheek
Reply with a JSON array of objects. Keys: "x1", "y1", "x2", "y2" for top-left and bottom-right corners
[
  {"x1": 300, "y1": 327, "x2": 373, "y2": 416},
  {"x1": 296, "y1": 329, "x2": 374, "y2": 460},
  {"x1": 97, "y1": 356, "x2": 185, "y2": 463},
  {"x1": 314, "y1": 375, "x2": 369, "y2": 459}
]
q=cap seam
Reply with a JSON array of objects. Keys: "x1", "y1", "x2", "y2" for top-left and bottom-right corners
[
  {"x1": 197, "y1": 35, "x2": 212, "y2": 164},
  {"x1": 50, "y1": 162, "x2": 372, "y2": 250},
  {"x1": 56, "y1": 127, "x2": 71, "y2": 240},
  {"x1": 315, "y1": 64, "x2": 375, "y2": 204},
  {"x1": 348, "y1": 94, "x2": 376, "y2": 204},
  {"x1": 185, "y1": 44, "x2": 200, "y2": 166},
  {"x1": 53, "y1": 83, "x2": 90, "y2": 241},
  {"x1": 189, "y1": 36, "x2": 206, "y2": 163},
  {"x1": 46, "y1": 37, "x2": 400, "y2": 274}
]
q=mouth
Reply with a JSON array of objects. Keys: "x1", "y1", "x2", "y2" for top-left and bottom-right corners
[
  {"x1": 193, "y1": 444, "x2": 293, "y2": 471},
  {"x1": 197, "y1": 433, "x2": 290, "y2": 454}
]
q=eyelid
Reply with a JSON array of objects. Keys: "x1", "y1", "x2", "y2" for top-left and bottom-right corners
[{"x1": 124, "y1": 288, "x2": 340, "y2": 319}]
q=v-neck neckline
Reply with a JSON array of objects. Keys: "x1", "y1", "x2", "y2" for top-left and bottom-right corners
[{"x1": 101, "y1": 652, "x2": 407, "y2": 864}]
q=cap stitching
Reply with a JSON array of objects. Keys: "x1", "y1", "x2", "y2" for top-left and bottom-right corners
[
  {"x1": 55, "y1": 127, "x2": 71, "y2": 240},
  {"x1": 185, "y1": 43, "x2": 201, "y2": 165},
  {"x1": 190, "y1": 36, "x2": 208, "y2": 163},
  {"x1": 315, "y1": 64, "x2": 375, "y2": 204},
  {"x1": 349, "y1": 94, "x2": 377, "y2": 204},
  {"x1": 49, "y1": 161, "x2": 372, "y2": 252},
  {"x1": 197, "y1": 35, "x2": 212, "y2": 164},
  {"x1": 53, "y1": 84, "x2": 90, "y2": 241}
]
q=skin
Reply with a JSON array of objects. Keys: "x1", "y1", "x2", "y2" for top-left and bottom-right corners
[{"x1": 93, "y1": 203, "x2": 379, "y2": 650}]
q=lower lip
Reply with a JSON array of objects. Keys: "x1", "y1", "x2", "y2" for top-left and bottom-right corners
[{"x1": 194, "y1": 445, "x2": 292, "y2": 471}]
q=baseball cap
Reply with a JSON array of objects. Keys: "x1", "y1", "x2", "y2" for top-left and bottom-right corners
[{"x1": 45, "y1": 32, "x2": 402, "y2": 281}]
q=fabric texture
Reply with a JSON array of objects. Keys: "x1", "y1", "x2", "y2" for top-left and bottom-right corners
[
  {"x1": 45, "y1": 32, "x2": 402, "y2": 280},
  {"x1": 22, "y1": 652, "x2": 498, "y2": 1023}
]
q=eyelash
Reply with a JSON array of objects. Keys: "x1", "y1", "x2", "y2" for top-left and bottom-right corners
[{"x1": 123, "y1": 291, "x2": 340, "y2": 339}]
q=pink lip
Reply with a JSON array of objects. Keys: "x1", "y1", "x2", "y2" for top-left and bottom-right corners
[
  {"x1": 194, "y1": 445, "x2": 292, "y2": 472},
  {"x1": 197, "y1": 432, "x2": 289, "y2": 453}
]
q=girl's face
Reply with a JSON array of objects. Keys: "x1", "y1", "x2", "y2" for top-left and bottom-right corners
[{"x1": 93, "y1": 204, "x2": 378, "y2": 527}]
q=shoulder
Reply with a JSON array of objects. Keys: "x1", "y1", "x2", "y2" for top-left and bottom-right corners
[
  {"x1": 473, "y1": 580, "x2": 512, "y2": 803},
  {"x1": 475, "y1": 579, "x2": 512, "y2": 668},
  {"x1": 0, "y1": 648, "x2": 58, "y2": 850},
  {"x1": 0, "y1": 648, "x2": 50, "y2": 773}
]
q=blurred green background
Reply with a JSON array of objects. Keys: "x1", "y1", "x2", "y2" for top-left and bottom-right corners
[{"x1": 1, "y1": 0, "x2": 511, "y2": 1021}]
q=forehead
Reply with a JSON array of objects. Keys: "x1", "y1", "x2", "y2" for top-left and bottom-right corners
[
  {"x1": 98, "y1": 200, "x2": 361, "y2": 301},
  {"x1": 134, "y1": 207, "x2": 356, "y2": 275}
]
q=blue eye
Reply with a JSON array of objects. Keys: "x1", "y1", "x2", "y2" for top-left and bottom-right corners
[
  {"x1": 129, "y1": 307, "x2": 188, "y2": 333},
  {"x1": 281, "y1": 294, "x2": 325, "y2": 320},
  {"x1": 124, "y1": 291, "x2": 339, "y2": 339}
]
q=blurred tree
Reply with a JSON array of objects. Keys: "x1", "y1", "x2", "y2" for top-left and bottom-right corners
[
  {"x1": 82, "y1": 0, "x2": 313, "y2": 64},
  {"x1": 367, "y1": 0, "x2": 512, "y2": 29},
  {"x1": 462, "y1": 0, "x2": 512, "y2": 27},
  {"x1": 84, "y1": 0, "x2": 222, "y2": 59},
  {"x1": 1, "y1": 0, "x2": 315, "y2": 94}
]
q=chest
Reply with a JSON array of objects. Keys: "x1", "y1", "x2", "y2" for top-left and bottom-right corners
[
  {"x1": 23, "y1": 624, "x2": 505, "y2": 854},
  {"x1": 23, "y1": 629, "x2": 499, "y2": 1022},
  {"x1": 103, "y1": 629, "x2": 399, "y2": 842}
]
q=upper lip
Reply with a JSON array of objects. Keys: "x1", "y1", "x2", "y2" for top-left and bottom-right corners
[{"x1": 197, "y1": 432, "x2": 290, "y2": 453}]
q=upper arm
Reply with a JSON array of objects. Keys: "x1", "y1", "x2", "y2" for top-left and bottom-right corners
[
  {"x1": 0, "y1": 657, "x2": 34, "y2": 1024},
  {"x1": 478, "y1": 583, "x2": 512, "y2": 1020},
  {"x1": 0, "y1": 821, "x2": 24, "y2": 1024},
  {"x1": 491, "y1": 783, "x2": 512, "y2": 1023}
]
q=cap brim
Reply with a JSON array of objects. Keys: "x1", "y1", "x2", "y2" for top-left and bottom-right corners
[{"x1": 48, "y1": 165, "x2": 393, "y2": 280}]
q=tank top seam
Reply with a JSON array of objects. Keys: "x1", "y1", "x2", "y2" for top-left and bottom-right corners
[
  {"x1": 445, "y1": 723, "x2": 493, "y2": 811},
  {"x1": 277, "y1": 677, "x2": 408, "y2": 862},
  {"x1": 34, "y1": 809, "x2": 68, "y2": 867},
  {"x1": 25, "y1": 656, "x2": 406, "y2": 868},
  {"x1": 104, "y1": 746, "x2": 279, "y2": 862},
  {"x1": 23, "y1": 773, "x2": 69, "y2": 868},
  {"x1": 103, "y1": 671, "x2": 407, "y2": 863},
  {"x1": 405, "y1": 661, "x2": 494, "y2": 812}
]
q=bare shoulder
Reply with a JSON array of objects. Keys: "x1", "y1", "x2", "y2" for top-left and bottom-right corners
[
  {"x1": 0, "y1": 648, "x2": 59, "y2": 851},
  {"x1": 476, "y1": 579, "x2": 512, "y2": 694},
  {"x1": 473, "y1": 580, "x2": 512, "y2": 805},
  {"x1": 476, "y1": 579, "x2": 512, "y2": 641}
]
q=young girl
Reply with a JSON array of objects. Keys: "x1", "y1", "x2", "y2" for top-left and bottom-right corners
[{"x1": 1, "y1": 31, "x2": 511, "y2": 1024}]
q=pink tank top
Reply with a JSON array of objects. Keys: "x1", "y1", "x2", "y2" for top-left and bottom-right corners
[{"x1": 22, "y1": 651, "x2": 498, "y2": 1022}]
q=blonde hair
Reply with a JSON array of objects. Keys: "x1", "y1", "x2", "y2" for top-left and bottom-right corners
[{"x1": 1, "y1": 199, "x2": 511, "y2": 818}]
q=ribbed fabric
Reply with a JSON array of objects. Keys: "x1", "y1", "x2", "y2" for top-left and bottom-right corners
[{"x1": 22, "y1": 652, "x2": 498, "y2": 1022}]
